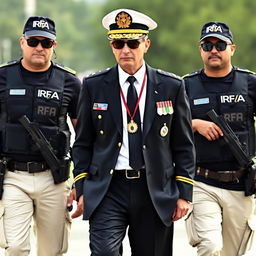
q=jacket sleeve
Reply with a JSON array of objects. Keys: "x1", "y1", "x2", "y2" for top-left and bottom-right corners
[
  {"x1": 171, "y1": 80, "x2": 195, "y2": 201},
  {"x1": 72, "y1": 78, "x2": 95, "y2": 200}
]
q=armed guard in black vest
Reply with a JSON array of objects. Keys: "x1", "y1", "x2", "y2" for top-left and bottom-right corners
[
  {"x1": 184, "y1": 21, "x2": 256, "y2": 256},
  {"x1": 0, "y1": 16, "x2": 81, "y2": 256}
]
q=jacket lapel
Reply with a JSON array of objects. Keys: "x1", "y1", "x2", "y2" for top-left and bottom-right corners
[
  {"x1": 103, "y1": 66, "x2": 123, "y2": 135},
  {"x1": 102, "y1": 65, "x2": 160, "y2": 138},
  {"x1": 143, "y1": 65, "x2": 159, "y2": 139}
]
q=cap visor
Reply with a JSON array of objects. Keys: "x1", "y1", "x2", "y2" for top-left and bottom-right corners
[
  {"x1": 25, "y1": 30, "x2": 56, "y2": 40},
  {"x1": 200, "y1": 34, "x2": 232, "y2": 43}
]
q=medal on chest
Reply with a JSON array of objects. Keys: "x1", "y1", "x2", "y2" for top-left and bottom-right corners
[
  {"x1": 120, "y1": 72, "x2": 147, "y2": 134},
  {"x1": 127, "y1": 119, "x2": 138, "y2": 133}
]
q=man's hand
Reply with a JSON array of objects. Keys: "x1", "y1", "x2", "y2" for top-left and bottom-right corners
[
  {"x1": 67, "y1": 187, "x2": 76, "y2": 211},
  {"x1": 71, "y1": 195, "x2": 84, "y2": 219},
  {"x1": 192, "y1": 119, "x2": 223, "y2": 141},
  {"x1": 172, "y1": 198, "x2": 190, "y2": 222}
]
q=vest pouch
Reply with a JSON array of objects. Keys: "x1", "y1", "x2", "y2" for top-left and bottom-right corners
[
  {"x1": 196, "y1": 130, "x2": 250, "y2": 165},
  {"x1": 34, "y1": 97, "x2": 60, "y2": 125},
  {"x1": 190, "y1": 102, "x2": 214, "y2": 120},
  {"x1": 195, "y1": 134, "x2": 235, "y2": 163},
  {"x1": 7, "y1": 94, "x2": 32, "y2": 122},
  {"x1": 190, "y1": 94, "x2": 216, "y2": 121},
  {"x1": 2, "y1": 123, "x2": 30, "y2": 154}
]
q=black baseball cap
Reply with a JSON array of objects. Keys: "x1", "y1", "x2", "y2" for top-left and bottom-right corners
[
  {"x1": 200, "y1": 22, "x2": 233, "y2": 43},
  {"x1": 23, "y1": 16, "x2": 56, "y2": 40}
]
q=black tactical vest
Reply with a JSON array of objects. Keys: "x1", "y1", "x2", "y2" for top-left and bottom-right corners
[
  {"x1": 185, "y1": 68, "x2": 255, "y2": 169},
  {"x1": 0, "y1": 62, "x2": 70, "y2": 160}
]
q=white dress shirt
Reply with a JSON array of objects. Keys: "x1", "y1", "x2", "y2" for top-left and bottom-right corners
[{"x1": 114, "y1": 63, "x2": 147, "y2": 170}]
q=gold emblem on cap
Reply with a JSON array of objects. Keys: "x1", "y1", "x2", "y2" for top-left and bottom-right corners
[
  {"x1": 160, "y1": 123, "x2": 168, "y2": 137},
  {"x1": 116, "y1": 12, "x2": 132, "y2": 29}
]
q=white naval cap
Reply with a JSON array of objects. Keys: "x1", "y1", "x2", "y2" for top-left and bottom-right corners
[{"x1": 102, "y1": 8, "x2": 157, "y2": 40}]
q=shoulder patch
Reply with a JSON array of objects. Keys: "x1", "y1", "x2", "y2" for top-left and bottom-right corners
[
  {"x1": 157, "y1": 69, "x2": 181, "y2": 80},
  {"x1": 0, "y1": 59, "x2": 19, "y2": 68},
  {"x1": 182, "y1": 69, "x2": 201, "y2": 78},
  {"x1": 85, "y1": 68, "x2": 111, "y2": 79},
  {"x1": 53, "y1": 62, "x2": 76, "y2": 75},
  {"x1": 234, "y1": 66, "x2": 256, "y2": 75}
]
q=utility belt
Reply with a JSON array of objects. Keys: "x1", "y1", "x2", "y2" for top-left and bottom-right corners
[
  {"x1": 0, "y1": 159, "x2": 49, "y2": 200},
  {"x1": 196, "y1": 167, "x2": 247, "y2": 182},
  {"x1": 7, "y1": 161, "x2": 49, "y2": 173},
  {"x1": 1, "y1": 156, "x2": 70, "y2": 184}
]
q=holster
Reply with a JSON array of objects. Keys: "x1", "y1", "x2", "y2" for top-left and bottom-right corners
[{"x1": 51, "y1": 158, "x2": 71, "y2": 184}]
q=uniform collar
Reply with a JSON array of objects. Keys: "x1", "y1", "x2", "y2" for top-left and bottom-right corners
[{"x1": 118, "y1": 62, "x2": 146, "y2": 88}]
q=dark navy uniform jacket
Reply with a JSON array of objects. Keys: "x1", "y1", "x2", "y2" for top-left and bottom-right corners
[{"x1": 73, "y1": 64, "x2": 195, "y2": 226}]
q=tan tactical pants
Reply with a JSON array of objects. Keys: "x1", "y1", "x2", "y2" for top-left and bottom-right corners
[
  {"x1": 0, "y1": 170, "x2": 71, "y2": 256},
  {"x1": 185, "y1": 181, "x2": 256, "y2": 256}
]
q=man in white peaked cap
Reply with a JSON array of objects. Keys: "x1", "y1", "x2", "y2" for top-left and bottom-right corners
[{"x1": 71, "y1": 8, "x2": 195, "y2": 256}]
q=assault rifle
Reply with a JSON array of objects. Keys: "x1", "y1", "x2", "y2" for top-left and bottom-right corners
[
  {"x1": 207, "y1": 109, "x2": 256, "y2": 196},
  {"x1": 19, "y1": 115, "x2": 70, "y2": 184}
]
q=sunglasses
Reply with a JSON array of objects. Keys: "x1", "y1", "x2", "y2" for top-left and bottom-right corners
[
  {"x1": 111, "y1": 39, "x2": 142, "y2": 49},
  {"x1": 201, "y1": 41, "x2": 231, "y2": 52},
  {"x1": 26, "y1": 38, "x2": 55, "y2": 49}
]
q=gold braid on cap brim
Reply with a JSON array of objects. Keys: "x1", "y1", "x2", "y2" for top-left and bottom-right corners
[{"x1": 108, "y1": 29, "x2": 149, "y2": 40}]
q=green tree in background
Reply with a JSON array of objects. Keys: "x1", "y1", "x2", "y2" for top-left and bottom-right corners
[{"x1": 1, "y1": 0, "x2": 256, "y2": 75}]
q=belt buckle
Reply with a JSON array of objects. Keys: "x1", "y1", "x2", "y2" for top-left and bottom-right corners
[
  {"x1": 26, "y1": 162, "x2": 35, "y2": 173},
  {"x1": 27, "y1": 162, "x2": 43, "y2": 173},
  {"x1": 125, "y1": 169, "x2": 140, "y2": 179}
]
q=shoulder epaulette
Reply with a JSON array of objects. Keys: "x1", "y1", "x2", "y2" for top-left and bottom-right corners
[
  {"x1": 0, "y1": 59, "x2": 19, "y2": 68},
  {"x1": 182, "y1": 69, "x2": 201, "y2": 78},
  {"x1": 53, "y1": 62, "x2": 76, "y2": 75},
  {"x1": 157, "y1": 69, "x2": 181, "y2": 80},
  {"x1": 233, "y1": 66, "x2": 256, "y2": 75},
  {"x1": 85, "y1": 68, "x2": 111, "y2": 79}
]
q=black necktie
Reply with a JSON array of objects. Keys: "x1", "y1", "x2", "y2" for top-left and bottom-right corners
[{"x1": 127, "y1": 76, "x2": 144, "y2": 170}]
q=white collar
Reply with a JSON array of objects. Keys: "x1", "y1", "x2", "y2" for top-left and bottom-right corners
[{"x1": 118, "y1": 63, "x2": 146, "y2": 88}]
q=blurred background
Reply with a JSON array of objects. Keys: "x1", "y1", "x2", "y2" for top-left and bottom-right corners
[
  {"x1": 0, "y1": 1, "x2": 256, "y2": 255},
  {"x1": 1, "y1": 0, "x2": 256, "y2": 77}
]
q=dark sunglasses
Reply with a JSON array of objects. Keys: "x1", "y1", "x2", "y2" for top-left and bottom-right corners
[
  {"x1": 26, "y1": 38, "x2": 54, "y2": 49},
  {"x1": 201, "y1": 41, "x2": 231, "y2": 52},
  {"x1": 112, "y1": 39, "x2": 142, "y2": 49}
]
